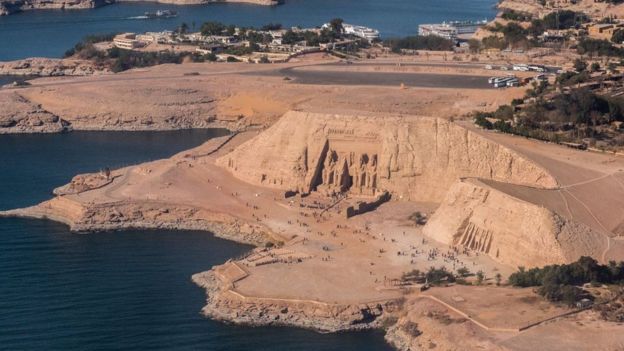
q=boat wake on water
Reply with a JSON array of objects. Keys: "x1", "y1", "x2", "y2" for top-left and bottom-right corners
[{"x1": 125, "y1": 9, "x2": 178, "y2": 20}]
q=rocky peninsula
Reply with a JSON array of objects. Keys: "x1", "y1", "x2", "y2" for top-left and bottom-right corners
[{"x1": 0, "y1": 0, "x2": 281, "y2": 16}]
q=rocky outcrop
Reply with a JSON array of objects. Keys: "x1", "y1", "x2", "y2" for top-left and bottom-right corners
[
  {"x1": 192, "y1": 268, "x2": 396, "y2": 333},
  {"x1": 0, "y1": 91, "x2": 70, "y2": 133},
  {"x1": 53, "y1": 172, "x2": 112, "y2": 196},
  {"x1": 3, "y1": 197, "x2": 279, "y2": 246},
  {"x1": 0, "y1": 58, "x2": 111, "y2": 77},
  {"x1": 217, "y1": 111, "x2": 557, "y2": 202},
  {"x1": 215, "y1": 111, "x2": 611, "y2": 268},
  {"x1": 423, "y1": 179, "x2": 607, "y2": 268},
  {"x1": 0, "y1": 0, "x2": 279, "y2": 15},
  {"x1": 0, "y1": 0, "x2": 111, "y2": 15}
]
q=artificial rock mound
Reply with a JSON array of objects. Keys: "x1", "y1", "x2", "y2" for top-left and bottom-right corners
[
  {"x1": 218, "y1": 111, "x2": 608, "y2": 268},
  {"x1": 217, "y1": 111, "x2": 557, "y2": 202},
  {"x1": 423, "y1": 179, "x2": 607, "y2": 268}
]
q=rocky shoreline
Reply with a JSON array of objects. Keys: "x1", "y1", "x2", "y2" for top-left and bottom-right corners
[
  {"x1": 0, "y1": 197, "x2": 280, "y2": 246},
  {"x1": 0, "y1": 185, "x2": 403, "y2": 348},
  {"x1": 0, "y1": 58, "x2": 111, "y2": 77},
  {"x1": 191, "y1": 270, "x2": 399, "y2": 333},
  {"x1": 0, "y1": 0, "x2": 280, "y2": 15}
]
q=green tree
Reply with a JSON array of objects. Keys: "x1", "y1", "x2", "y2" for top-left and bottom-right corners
[
  {"x1": 501, "y1": 22, "x2": 528, "y2": 47},
  {"x1": 542, "y1": 10, "x2": 587, "y2": 30},
  {"x1": 282, "y1": 29, "x2": 303, "y2": 44},
  {"x1": 261, "y1": 23, "x2": 282, "y2": 31},
  {"x1": 200, "y1": 21, "x2": 226, "y2": 36},
  {"x1": 467, "y1": 39, "x2": 481, "y2": 53},
  {"x1": 457, "y1": 267, "x2": 470, "y2": 277},
  {"x1": 226, "y1": 25, "x2": 236, "y2": 36},
  {"x1": 329, "y1": 18, "x2": 344, "y2": 34},
  {"x1": 573, "y1": 58, "x2": 588, "y2": 72},
  {"x1": 612, "y1": 29, "x2": 624, "y2": 44},
  {"x1": 177, "y1": 22, "x2": 189, "y2": 34},
  {"x1": 591, "y1": 62, "x2": 601, "y2": 72}
]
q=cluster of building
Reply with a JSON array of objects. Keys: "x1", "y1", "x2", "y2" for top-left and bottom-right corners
[
  {"x1": 418, "y1": 20, "x2": 488, "y2": 42},
  {"x1": 111, "y1": 22, "x2": 381, "y2": 63},
  {"x1": 587, "y1": 22, "x2": 624, "y2": 42}
]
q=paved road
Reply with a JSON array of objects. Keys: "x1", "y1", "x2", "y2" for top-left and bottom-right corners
[
  {"x1": 264, "y1": 67, "x2": 493, "y2": 89},
  {"x1": 6, "y1": 61, "x2": 497, "y2": 90}
]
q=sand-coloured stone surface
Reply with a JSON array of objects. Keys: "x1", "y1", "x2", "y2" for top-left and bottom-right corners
[
  {"x1": 218, "y1": 111, "x2": 557, "y2": 203},
  {"x1": 423, "y1": 179, "x2": 608, "y2": 267},
  {"x1": 0, "y1": 91, "x2": 68, "y2": 133}
]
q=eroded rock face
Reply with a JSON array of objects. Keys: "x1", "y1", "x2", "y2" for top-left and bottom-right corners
[
  {"x1": 423, "y1": 179, "x2": 607, "y2": 267},
  {"x1": 217, "y1": 111, "x2": 557, "y2": 202},
  {"x1": 0, "y1": 92, "x2": 70, "y2": 133},
  {"x1": 192, "y1": 270, "x2": 395, "y2": 333},
  {"x1": 216, "y1": 111, "x2": 610, "y2": 268},
  {"x1": 0, "y1": 58, "x2": 111, "y2": 76},
  {"x1": 53, "y1": 172, "x2": 112, "y2": 196}
]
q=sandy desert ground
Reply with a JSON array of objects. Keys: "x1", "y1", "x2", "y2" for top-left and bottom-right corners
[
  {"x1": 4, "y1": 56, "x2": 624, "y2": 350},
  {"x1": 0, "y1": 54, "x2": 524, "y2": 133}
]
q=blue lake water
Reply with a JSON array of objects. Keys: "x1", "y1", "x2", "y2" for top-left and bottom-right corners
[
  {"x1": 0, "y1": 0, "x2": 497, "y2": 60},
  {"x1": 0, "y1": 130, "x2": 393, "y2": 350}
]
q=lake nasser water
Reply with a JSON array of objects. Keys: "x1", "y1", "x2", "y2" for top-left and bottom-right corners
[
  {"x1": 0, "y1": 0, "x2": 497, "y2": 60},
  {"x1": 0, "y1": 130, "x2": 393, "y2": 350}
]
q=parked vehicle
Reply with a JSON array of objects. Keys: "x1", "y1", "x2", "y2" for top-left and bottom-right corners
[
  {"x1": 506, "y1": 79, "x2": 520, "y2": 87},
  {"x1": 493, "y1": 77, "x2": 513, "y2": 88},
  {"x1": 529, "y1": 65, "x2": 546, "y2": 72}
]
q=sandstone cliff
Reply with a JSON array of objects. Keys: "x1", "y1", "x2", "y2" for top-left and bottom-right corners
[
  {"x1": 215, "y1": 111, "x2": 614, "y2": 268},
  {"x1": 423, "y1": 179, "x2": 608, "y2": 268},
  {"x1": 0, "y1": 91, "x2": 70, "y2": 133},
  {"x1": 217, "y1": 111, "x2": 557, "y2": 203}
]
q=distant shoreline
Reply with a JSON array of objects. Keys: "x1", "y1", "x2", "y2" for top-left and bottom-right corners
[{"x1": 0, "y1": 0, "x2": 282, "y2": 16}]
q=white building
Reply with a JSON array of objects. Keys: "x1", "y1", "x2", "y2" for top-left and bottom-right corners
[
  {"x1": 113, "y1": 33, "x2": 145, "y2": 50},
  {"x1": 342, "y1": 24, "x2": 380, "y2": 42},
  {"x1": 418, "y1": 20, "x2": 486, "y2": 41},
  {"x1": 418, "y1": 24, "x2": 458, "y2": 41}
]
